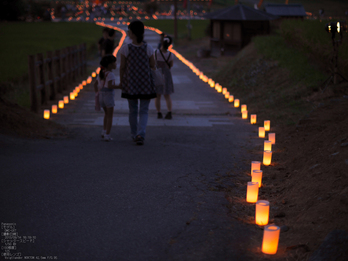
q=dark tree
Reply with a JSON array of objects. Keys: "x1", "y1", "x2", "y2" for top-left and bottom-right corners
[{"x1": 0, "y1": 0, "x2": 26, "y2": 21}]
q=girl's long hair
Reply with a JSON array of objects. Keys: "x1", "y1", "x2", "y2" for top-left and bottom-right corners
[
  {"x1": 99, "y1": 55, "x2": 116, "y2": 80},
  {"x1": 128, "y1": 20, "x2": 144, "y2": 44}
]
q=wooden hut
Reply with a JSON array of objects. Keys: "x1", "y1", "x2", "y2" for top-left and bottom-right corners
[{"x1": 205, "y1": 4, "x2": 278, "y2": 56}]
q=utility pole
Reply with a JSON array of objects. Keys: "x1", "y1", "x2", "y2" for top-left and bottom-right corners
[
  {"x1": 187, "y1": 0, "x2": 191, "y2": 40},
  {"x1": 174, "y1": 0, "x2": 178, "y2": 40}
]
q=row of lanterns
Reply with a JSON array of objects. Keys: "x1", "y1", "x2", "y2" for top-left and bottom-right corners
[
  {"x1": 143, "y1": 26, "x2": 281, "y2": 255},
  {"x1": 43, "y1": 23, "x2": 126, "y2": 120}
]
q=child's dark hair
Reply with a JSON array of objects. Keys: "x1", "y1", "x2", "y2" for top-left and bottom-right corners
[
  {"x1": 162, "y1": 35, "x2": 172, "y2": 50},
  {"x1": 108, "y1": 29, "x2": 115, "y2": 37},
  {"x1": 128, "y1": 20, "x2": 144, "y2": 43},
  {"x1": 99, "y1": 55, "x2": 116, "y2": 80}
]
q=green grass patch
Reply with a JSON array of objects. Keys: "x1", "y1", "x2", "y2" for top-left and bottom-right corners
[
  {"x1": 0, "y1": 22, "x2": 105, "y2": 84},
  {"x1": 143, "y1": 19, "x2": 209, "y2": 41}
]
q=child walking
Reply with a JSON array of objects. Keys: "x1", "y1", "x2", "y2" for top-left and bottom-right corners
[
  {"x1": 155, "y1": 35, "x2": 174, "y2": 119},
  {"x1": 94, "y1": 55, "x2": 120, "y2": 141}
]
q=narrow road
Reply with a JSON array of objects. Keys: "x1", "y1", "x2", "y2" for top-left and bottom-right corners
[{"x1": 0, "y1": 23, "x2": 261, "y2": 260}]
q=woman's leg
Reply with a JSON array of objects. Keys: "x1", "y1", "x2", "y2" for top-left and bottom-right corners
[
  {"x1": 105, "y1": 107, "x2": 114, "y2": 135},
  {"x1": 164, "y1": 94, "x2": 172, "y2": 112},
  {"x1": 155, "y1": 94, "x2": 161, "y2": 112},
  {"x1": 138, "y1": 99, "x2": 151, "y2": 138},
  {"x1": 102, "y1": 107, "x2": 107, "y2": 131},
  {"x1": 127, "y1": 99, "x2": 138, "y2": 139}
]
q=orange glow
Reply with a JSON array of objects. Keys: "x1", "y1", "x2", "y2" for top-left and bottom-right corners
[
  {"x1": 259, "y1": 127, "x2": 265, "y2": 138},
  {"x1": 246, "y1": 181, "x2": 259, "y2": 203},
  {"x1": 225, "y1": 92, "x2": 230, "y2": 99},
  {"x1": 229, "y1": 95, "x2": 234, "y2": 103},
  {"x1": 264, "y1": 120, "x2": 271, "y2": 131},
  {"x1": 251, "y1": 161, "x2": 261, "y2": 175},
  {"x1": 264, "y1": 140, "x2": 272, "y2": 151},
  {"x1": 52, "y1": 105, "x2": 57, "y2": 114},
  {"x1": 87, "y1": 76, "x2": 92, "y2": 84},
  {"x1": 241, "y1": 104, "x2": 247, "y2": 113},
  {"x1": 92, "y1": 72, "x2": 96, "y2": 78},
  {"x1": 82, "y1": 80, "x2": 87, "y2": 86},
  {"x1": 234, "y1": 99, "x2": 240, "y2": 107},
  {"x1": 63, "y1": 96, "x2": 69, "y2": 104},
  {"x1": 268, "y1": 133, "x2": 276, "y2": 144},
  {"x1": 79, "y1": 84, "x2": 83, "y2": 90},
  {"x1": 250, "y1": 114, "x2": 257, "y2": 124},
  {"x1": 70, "y1": 92, "x2": 75, "y2": 100},
  {"x1": 262, "y1": 225, "x2": 280, "y2": 254},
  {"x1": 252, "y1": 170, "x2": 263, "y2": 188},
  {"x1": 58, "y1": 100, "x2": 64, "y2": 109},
  {"x1": 43, "y1": 109, "x2": 50, "y2": 119},
  {"x1": 222, "y1": 88, "x2": 227, "y2": 95},
  {"x1": 263, "y1": 150, "x2": 272, "y2": 166},
  {"x1": 242, "y1": 110, "x2": 248, "y2": 119},
  {"x1": 255, "y1": 200, "x2": 269, "y2": 226}
]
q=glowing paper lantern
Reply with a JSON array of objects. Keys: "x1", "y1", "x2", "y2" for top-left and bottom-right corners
[
  {"x1": 252, "y1": 170, "x2": 263, "y2": 188},
  {"x1": 52, "y1": 105, "x2": 58, "y2": 114},
  {"x1": 262, "y1": 225, "x2": 280, "y2": 254},
  {"x1": 82, "y1": 80, "x2": 87, "y2": 86},
  {"x1": 92, "y1": 72, "x2": 96, "y2": 78},
  {"x1": 58, "y1": 100, "x2": 64, "y2": 109},
  {"x1": 225, "y1": 92, "x2": 230, "y2": 99},
  {"x1": 259, "y1": 127, "x2": 265, "y2": 138},
  {"x1": 229, "y1": 95, "x2": 234, "y2": 103},
  {"x1": 264, "y1": 120, "x2": 271, "y2": 131},
  {"x1": 234, "y1": 99, "x2": 240, "y2": 107},
  {"x1": 241, "y1": 104, "x2": 247, "y2": 113},
  {"x1": 70, "y1": 92, "x2": 75, "y2": 100},
  {"x1": 250, "y1": 114, "x2": 257, "y2": 124},
  {"x1": 217, "y1": 86, "x2": 222, "y2": 93},
  {"x1": 246, "y1": 182, "x2": 259, "y2": 203},
  {"x1": 222, "y1": 88, "x2": 227, "y2": 95},
  {"x1": 64, "y1": 96, "x2": 69, "y2": 104},
  {"x1": 242, "y1": 110, "x2": 248, "y2": 119},
  {"x1": 251, "y1": 161, "x2": 261, "y2": 175},
  {"x1": 87, "y1": 76, "x2": 92, "y2": 84},
  {"x1": 43, "y1": 109, "x2": 50, "y2": 119},
  {"x1": 255, "y1": 200, "x2": 269, "y2": 226},
  {"x1": 210, "y1": 81, "x2": 215, "y2": 88},
  {"x1": 263, "y1": 150, "x2": 272, "y2": 166},
  {"x1": 264, "y1": 140, "x2": 272, "y2": 151},
  {"x1": 268, "y1": 133, "x2": 276, "y2": 144},
  {"x1": 79, "y1": 84, "x2": 83, "y2": 90}
]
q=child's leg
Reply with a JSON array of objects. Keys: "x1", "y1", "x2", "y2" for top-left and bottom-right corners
[
  {"x1": 105, "y1": 107, "x2": 114, "y2": 135},
  {"x1": 155, "y1": 94, "x2": 161, "y2": 112},
  {"x1": 103, "y1": 107, "x2": 107, "y2": 131},
  {"x1": 164, "y1": 94, "x2": 172, "y2": 112}
]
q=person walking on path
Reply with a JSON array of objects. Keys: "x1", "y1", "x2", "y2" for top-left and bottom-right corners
[
  {"x1": 119, "y1": 20, "x2": 156, "y2": 145},
  {"x1": 98, "y1": 27, "x2": 109, "y2": 57},
  {"x1": 93, "y1": 55, "x2": 121, "y2": 141},
  {"x1": 155, "y1": 36, "x2": 174, "y2": 119}
]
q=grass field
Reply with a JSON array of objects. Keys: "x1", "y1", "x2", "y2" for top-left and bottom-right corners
[
  {"x1": 143, "y1": 19, "x2": 210, "y2": 41},
  {"x1": 0, "y1": 22, "x2": 104, "y2": 84}
]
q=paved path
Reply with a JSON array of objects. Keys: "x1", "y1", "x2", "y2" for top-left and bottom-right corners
[{"x1": 0, "y1": 23, "x2": 262, "y2": 260}]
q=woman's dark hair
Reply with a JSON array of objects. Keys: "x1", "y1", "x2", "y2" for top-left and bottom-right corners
[
  {"x1": 162, "y1": 35, "x2": 172, "y2": 50},
  {"x1": 128, "y1": 20, "x2": 144, "y2": 43},
  {"x1": 108, "y1": 29, "x2": 115, "y2": 37},
  {"x1": 99, "y1": 55, "x2": 116, "y2": 80}
]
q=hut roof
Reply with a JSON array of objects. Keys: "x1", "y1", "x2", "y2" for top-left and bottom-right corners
[
  {"x1": 264, "y1": 4, "x2": 307, "y2": 17},
  {"x1": 204, "y1": 4, "x2": 278, "y2": 21}
]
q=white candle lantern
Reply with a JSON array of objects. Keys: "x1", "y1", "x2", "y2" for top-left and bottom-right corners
[
  {"x1": 222, "y1": 88, "x2": 227, "y2": 95},
  {"x1": 92, "y1": 72, "x2": 97, "y2": 78},
  {"x1": 82, "y1": 80, "x2": 87, "y2": 86},
  {"x1": 58, "y1": 100, "x2": 64, "y2": 109},
  {"x1": 246, "y1": 181, "x2": 259, "y2": 203},
  {"x1": 259, "y1": 127, "x2": 265, "y2": 138},
  {"x1": 52, "y1": 105, "x2": 58, "y2": 114},
  {"x1": 255, "y1": 200, "x2": 270, "y2": 226},
  {"x1": 234, "y1": 99, "x2": 240, "y2": 107},
  {"x1": 241, "y1": 104, "x2": 247, "y2": 113},
  {"x1": 262, "y1": 225, "x2": 280, "y2": 254},
  {"x1": 264, "y1": 140, "x2": 272, "y2": 151},
  {"x1": 268, "y1": 133, "x2": 276, "y2": 144},
  {"x1": 251, "y1": 161, "x2": 261, "y2": 175},
  {"x1": 229, "y1": 95, "x2": 234, "y2": 103},
  {"x1": 63, "y1": 96, "x2": 69, "y2": 104},
  {"x1": 263, "y1": 150, "x2": 272, "y2": 166},
  {"x1": 70, "y1": 92, "x2": 75, "y2": 100},
  {"x1": 242, "y1": 110, "x2": 248, "y2": 119},
  {"x1": 43, "y1": 109, "x2": 50, "y2": 119},
  {"x1": 250, "y1": 114, "x2": 257, "y2": 124},
  {"x1": 252, "y1": 170, "x2": 263, "y2": 188},
  {"x1": 225, "y1": 92, "x2": 230, "y2": 99},
  {"x1": 264, "y1": 120, "x2": 271, "y2": 131}
]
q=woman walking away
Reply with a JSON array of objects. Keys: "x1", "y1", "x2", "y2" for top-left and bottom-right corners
[
  {"x1": 155, "y1": 35, "x2": 174, "y2": 119},
  {"x1": 119, "y1": 20, "x2": 156, "y2": 145},
  {"x1": 93, "y1": 55, "x2": 120, "y2": 141}
]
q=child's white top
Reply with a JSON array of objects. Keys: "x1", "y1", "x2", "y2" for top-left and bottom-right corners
[
  {"x1": 155, "y1": 49, "x2": 174, "y2": 62},
  {"x1": 97, "y1": 71, "x2": 116, "y2": 89},
  {"x1": 119, "y1": 42, "x2": 154, "y2": 58}
]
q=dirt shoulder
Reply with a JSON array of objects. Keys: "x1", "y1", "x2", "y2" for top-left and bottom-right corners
[{"x1": 175, "y1": 39, "x2": 348, "y2": 260}]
